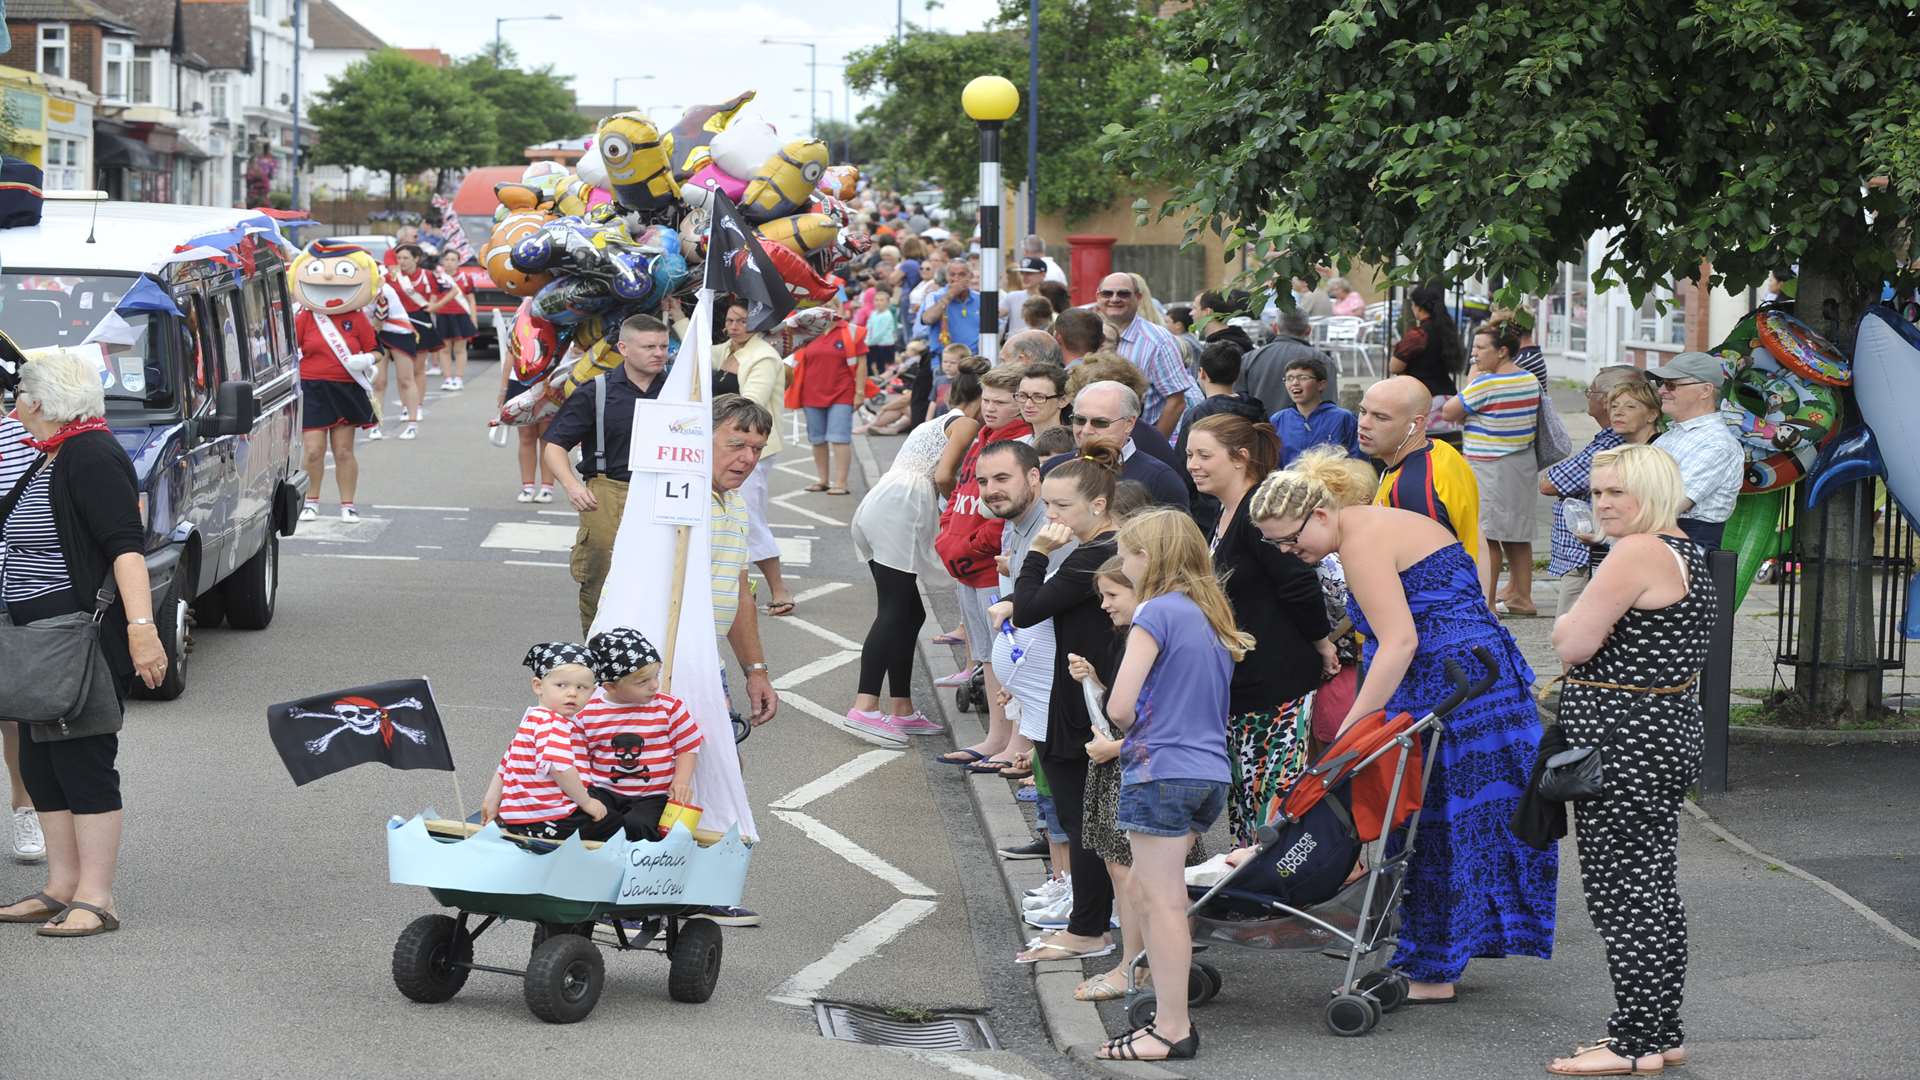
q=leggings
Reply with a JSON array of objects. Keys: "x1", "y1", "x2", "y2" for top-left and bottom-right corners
[
  {"x1": 1034, "y1": 744, "x2": 1114, "y2": 939},
  {"x1": 858, "y1": 561, "x2": 924, "y2": 699},
  {"x1": 909, "y1": 351, "x2": 934, "y2": 427}
]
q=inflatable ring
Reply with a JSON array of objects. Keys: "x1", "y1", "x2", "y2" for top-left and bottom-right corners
[
  {"x1": 1756, "y1": 310, "x2": 1851, "y2": 387},
  {"x1": 1719, "y1": 348, "x2": 1844, "y2": 492}
]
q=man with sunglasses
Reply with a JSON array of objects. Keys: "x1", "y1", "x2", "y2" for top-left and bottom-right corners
[
  {"x1": 1039, "y1": 381, "x2": 1189, "y2": 510},
  {"x1": 1097, "y1": 273, "x2": 1198, "y2": 437},
  {"x1": 1648, "y1": 351, "x2": 1743, "y2": 550}
]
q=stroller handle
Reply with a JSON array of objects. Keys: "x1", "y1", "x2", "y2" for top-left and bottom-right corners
[{"x1": 1432, "y1": 646, "x2": 1499, "y2": 720}]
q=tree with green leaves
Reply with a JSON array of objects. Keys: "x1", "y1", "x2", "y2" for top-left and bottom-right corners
[
  {"x1": 307, "y1": 50, "x2": 500, "y2": 203},
  {"x1": 452, "y1": 48, "x2": 591, "y2": 164},
  {"x1": 1106, "y1": 1, "x2": 1920, "y2": 718},
  {"x1": 847, "y1": 0, "x2": 1169, "y2": 223}
]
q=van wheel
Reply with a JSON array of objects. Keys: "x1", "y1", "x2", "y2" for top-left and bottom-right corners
[
  {"x1": 135, "y1": 575, "x2": 191, "y2": 701},
  {"x1": 192, "y1": 586, "x2": 227, "y2": 629},
  {"x1": 224, "y1": 532, "x2": 278, "y2": 630}
]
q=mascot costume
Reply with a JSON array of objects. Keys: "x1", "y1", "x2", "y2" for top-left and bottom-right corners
[{"x1": 291, "y1": 239, "x2": 383, "y2": 422}]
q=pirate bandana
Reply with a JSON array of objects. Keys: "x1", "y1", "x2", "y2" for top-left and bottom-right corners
[
  {"x1": 523, "y1": 641, "x2": 594, "y2": 678},
  {"x1": 588, "y1": 627, "x2": 661, "y2": 684}
]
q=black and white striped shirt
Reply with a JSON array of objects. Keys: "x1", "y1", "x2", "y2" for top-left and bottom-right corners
[
  {"x1": 0, "y1": 416, "x2": 36, "y2": 578},
  {"x1": 1, "y1": 466, "x2": 71, "y2": 603}
]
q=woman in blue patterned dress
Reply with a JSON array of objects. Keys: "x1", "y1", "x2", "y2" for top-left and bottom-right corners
[{"x1": 1249, "y1": 447, "x2": 1557, "y2": 1004}]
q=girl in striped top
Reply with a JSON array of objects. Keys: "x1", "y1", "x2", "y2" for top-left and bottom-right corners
[
  {"x1": 1441, "y1": 321, "x2": 1543, "y2": 613},
  {"x1": 481, "y1": 642, "x2": 614, "y2": 843}
]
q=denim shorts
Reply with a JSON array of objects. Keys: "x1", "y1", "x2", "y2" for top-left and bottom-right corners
[
  {"x1": 1034, "y1": 791, "x2": 1069, "y2": 845},
  {"x1": 804, "y1": 402, "x2": 855, "y2": 444},
  {"x1": 1116, "y1": 778, "x2": 1229, "y2": 838}
]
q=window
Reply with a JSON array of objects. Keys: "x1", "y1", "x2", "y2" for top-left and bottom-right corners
[
  {"x1": 44, "y1": 135, "x2": 82, "y2": 190},
  {"x1": 102, "y1": 39, "x2": 129, "y2": 100},
  {"x1": 185, "y1": 294, "x2": 216, "y2": 413},
  {"x1": 38, "y1": 25, "x2": 69, "y2": 79},
  {"x1": 1632, "y1": 281, "x2": 1691, "y2": 348},
  {"x1": 131, "y1": 50, "x2": 155, "y2": 105},
  {"x1": 215, "y1": 290, "x2": 247, "y2": 383},
  {"x1": 210, "y1": 75, "x2": 228, "y2": 120},
  {"x1": 240, "y1": 275, "x2": 284, "y2": 380}
]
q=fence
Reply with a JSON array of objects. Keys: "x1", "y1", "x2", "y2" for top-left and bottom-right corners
[{"x1": 1771, "y1": 491, "x2": 1915, "y2": 706}]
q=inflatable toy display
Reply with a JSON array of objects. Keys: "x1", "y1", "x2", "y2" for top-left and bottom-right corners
[
  {"x1": 1711, "y1": 311, "x2": 1847, "y2": 494},
  {"x1": 1845, "y1": 306, "x2": 1920, "y2": 529}
]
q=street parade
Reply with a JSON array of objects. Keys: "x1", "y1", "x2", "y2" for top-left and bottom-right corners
[{"x1": 2, "y1": 2, "x2": 1920, "y2": 1079}]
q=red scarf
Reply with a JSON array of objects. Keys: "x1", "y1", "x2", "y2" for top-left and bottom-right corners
[{"x1": 23, "y1": 416, "x2": 110, "y2": 453}]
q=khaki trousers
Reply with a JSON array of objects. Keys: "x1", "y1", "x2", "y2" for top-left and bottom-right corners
[{"x1": 570, "y1": 476, "x2": 630, "y2": 636}]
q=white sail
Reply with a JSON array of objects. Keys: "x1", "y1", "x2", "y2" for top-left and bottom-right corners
[{"x1": 592, "y1": 289, "x2": 756, "y2": 842}]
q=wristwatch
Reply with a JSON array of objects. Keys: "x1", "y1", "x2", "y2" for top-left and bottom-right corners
[{"x1": 745, "y1": 662, "x2": 770, "y2": 675}]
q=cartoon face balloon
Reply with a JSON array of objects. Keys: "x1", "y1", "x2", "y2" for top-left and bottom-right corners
[
  {"x1": 596, "y1": 112, "x2": 682, "y2": 213},
  {"x1": 289, "y1": 241, "x2": 379, "y2": 313}
]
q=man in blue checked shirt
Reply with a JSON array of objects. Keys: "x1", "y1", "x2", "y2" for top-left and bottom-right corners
[
  {"x1": 1098, "y1": 272, "x2": 1199, "y2": 436},
  {"x1": 1539, "y1": 366, "x2": 1646, "y2": 617}
]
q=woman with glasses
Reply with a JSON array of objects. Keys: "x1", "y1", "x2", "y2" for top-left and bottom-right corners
[
  {"x1": 1017, "y1": 363, "x2": 1069, "y2": 441},
  {"x1": 1248, "y1": 447, "x2": 1558, "y2": 1005}
]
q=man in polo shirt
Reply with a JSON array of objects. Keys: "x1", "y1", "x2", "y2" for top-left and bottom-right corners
[
  {"x1": 1358, "y1": 375, "x2": 1487, "y2": 586},
  {"x1": 916, "y1": 259, "x2": 981, "y2": 354},
  {"x1": 1040, "y1": 381, "x2": 1190, "y2": 510},
  {"x1": 1099, "y1": 272, "x2": 1199, "y2": 436},
  {"x1": 1648, "y1": 351, "x2": 1744, "y2": 550},
  {"x1": 541, "y1": 313, "x2": 670, "y2": 634}
]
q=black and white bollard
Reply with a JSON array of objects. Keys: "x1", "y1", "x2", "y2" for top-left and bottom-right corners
[{"x1": 963, "y1": 76, "x2": 1020, "y2": 364}]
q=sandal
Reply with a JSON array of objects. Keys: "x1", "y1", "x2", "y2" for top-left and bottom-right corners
[
  {"x1": 0, "y1": 891, "x2": 66, "y2": 923},
  {"x1": 1015, "y1": 938, "x2": 1115, "y2": 964},
  {"x1": 965, "y1": 758, "x2": 1014, "y2": 774},
  {"x1": 938, "y1": 748, "x2": 988, "y2": 765},
  {"x1": 765, "y1": 599, "x2": 796, "y2": 617},
  {"x1": 1098, "y1": 1023, "x2": 1198, "y2": 1061},
  {"x1": 1073, "y1": 972, "x2": 1128, "y2": 1002},
  {"x1": 804, "y1": 483, "x2": 829, "y2": 493},
  {"x1": 826, "y1": 487, "x2": 851, "y2": 496},
  {"x1": 1547, "y1": 1039, "x2": 1664, "y2": 1076},
  {"x1": 36, "y1": 900, "x2": 118, "y2": 938}
]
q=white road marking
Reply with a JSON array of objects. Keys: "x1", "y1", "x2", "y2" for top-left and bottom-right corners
[
  {"x1": 777, "y1": 536, "x2": 814, "y2": 565},
  {"x1": 480, "y1": 522, "x2": 577, "y2": 552},
  {"x1": 772, "y1": 810, "x2": 935, "y2": 897},
  {"x1": 414, "y1": 545, "x2": 443, "y2": 550},
  {"x1": 298, "y1": 553, "x2": 420, "y2": 561},
  {"x1": 781, "y1": 692, "x2": 905, "y2": 747},
  {"x1": 769, "y1": 522, "x2": 817, "y2": 531},
  {"x1": 768, "y1": 898, "x2": 940, "y2": 1007},
  {"x1": 537, "y1": 509, "x2": 575, "y2": 517},
  {"x1": 772, "y1": 649, "x2": 860, "y2": 689},
  {"x1": 371, "y1": 504, "x2": 470, "y2": 512},
  {"x1": 898, "y1": 1050, "x2": 1032, "y2": 1080},
  {"x1": 781, "y1": 615, "x2": 862, "y2": 652},
  {"x1": 503, "y1": 560, "x2": 569, "y2": 568},
  {"x1": 442, "y1": 516, "x2": 468, "y2": 521},
  {"x1": 792, "y1": 581, "x2": 850, "y2": 604},
  {"x1": 774, "y1": 459, "x2": 818, "y2": 481},
  {"x1": 770, "y1": 749, "x2": 903, "y2": 811},
  {"x1": 770, "y1": 493, "x2": 846, "y2": 527},
  {"x1": 285, "y1": 517, "x2": 389, "y2": 542}
]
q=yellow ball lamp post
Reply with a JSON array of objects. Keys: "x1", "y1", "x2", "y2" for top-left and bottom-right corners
[{"x1": 962, "y1": 75, "x2": 1020, "y2": 362}]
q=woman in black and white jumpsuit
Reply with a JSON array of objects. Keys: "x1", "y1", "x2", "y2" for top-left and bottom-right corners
[{"x1": 1548, "y1": 444, "x2": 1714, "y2": 1077}]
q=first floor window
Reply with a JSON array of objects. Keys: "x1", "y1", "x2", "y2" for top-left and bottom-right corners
[{"x1": 39, "y1": 25, "x2": 69, "y2": 79}]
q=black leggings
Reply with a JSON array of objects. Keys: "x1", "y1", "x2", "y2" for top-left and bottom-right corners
[
  {"x1": 1034, "y1": 745, "x2": 1114, "y2": 939},
  {"x1": 858, "y1": 561, "x2": 924, "y2": 699},
  {"x1": 909, "y1": 351, "x2": 934, "y2": 427}
]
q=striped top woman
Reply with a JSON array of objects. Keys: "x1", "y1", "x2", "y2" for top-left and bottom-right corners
[{"x1": 1440, "y1": 320, "x2": 1544, "y2": 611}]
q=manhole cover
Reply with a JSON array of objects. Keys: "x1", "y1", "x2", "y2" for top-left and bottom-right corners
[{"x1": 813, "y1": 1002, "x2": 998, "y2": 1051}]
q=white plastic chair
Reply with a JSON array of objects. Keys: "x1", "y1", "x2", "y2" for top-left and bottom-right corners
[{"x1": 1322, "y1": 316, "x2": 1376, "y2": 379}]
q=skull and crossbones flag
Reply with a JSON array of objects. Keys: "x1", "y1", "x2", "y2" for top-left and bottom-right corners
[
  {"x1": 267, "y1": 679, "x2": 454, "y2": 787},
  {"x1": 702, "y1": 189, "x2": 795, "y2": 333}
]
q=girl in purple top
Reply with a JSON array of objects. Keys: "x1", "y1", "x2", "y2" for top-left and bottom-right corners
[{"x1": 1099, "y1": 509, "x2": 1251, "y2": 1063}]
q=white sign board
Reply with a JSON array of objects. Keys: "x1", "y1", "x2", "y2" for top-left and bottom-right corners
[
  {"x1": 630, "y1": 401, "x2": 710, "y2": 476},
  {"x1": 653, "y1": 473, "x2": 704, "y2": 527}
]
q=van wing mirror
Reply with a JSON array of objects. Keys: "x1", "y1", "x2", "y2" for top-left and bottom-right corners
[{"x1": 208, "y1": 380, "x2": 257, "y2": 437}]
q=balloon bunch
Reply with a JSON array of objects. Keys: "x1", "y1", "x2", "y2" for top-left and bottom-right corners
[{"x1": 489, "y1": 90, "x2": 867, "y2": 428}]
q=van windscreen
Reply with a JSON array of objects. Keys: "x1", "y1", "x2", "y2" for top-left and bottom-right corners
[{"x1": 0, "y1": 272, "x2": 171, "y2": 408}]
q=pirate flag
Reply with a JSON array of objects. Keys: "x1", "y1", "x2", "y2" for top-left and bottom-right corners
[
  {"x1": 702, "y1": 189, "x2": 795, "y2": 333},
  {"x1": 267, "y1": 678, "x2": 454, "y2": 787}
]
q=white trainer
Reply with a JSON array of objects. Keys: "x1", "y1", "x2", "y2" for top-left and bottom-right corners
[
  {"x1": 11, "y1": 806, "x2": 45, "y2": 863},
  {"x1": 299, "y1": 502, "x2": 318, "y2": 522},
  {"x1": 399, "y1": 423, "x2": 418, "y2": 440},
  {"x1": 340, "y1": 505, "x2": 361, "y2": 523}
]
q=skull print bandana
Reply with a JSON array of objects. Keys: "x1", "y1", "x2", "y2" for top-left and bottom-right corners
[
  {"x1": 587, "y1": 627, "x2": 662, "y2": 684},
  {"x1": 523, "y1": 641, "x2": 595, "y2": 678}
]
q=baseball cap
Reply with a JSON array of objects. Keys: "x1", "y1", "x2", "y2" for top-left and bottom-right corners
[
  {"x1": 1645, "y1": 351, "x2": 1727, "y2": 389},
  {"x1": 1019, "y1": 256, "x2": 1047, "y2": 274}
]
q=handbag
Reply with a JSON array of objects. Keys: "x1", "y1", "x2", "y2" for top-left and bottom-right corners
[
  {"x1": 1536, "y1": 741, "x2": 1607, "y2": 803},
  {"x1": 1534, "y1": 391, "x2": 1574, "y2": 468}
]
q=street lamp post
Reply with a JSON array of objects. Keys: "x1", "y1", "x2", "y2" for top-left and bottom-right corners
[
  {"x1": 763, "y1": 38, "x2": 818, "y2": 140},
  {"x1": 613, "y1": 75, "x2": 655, "y2": 111},
  {"x1": 962, "y1": 75, "x2": 1019, "y2": 363},
  {"x1": 493, "y1": 14, "x2": 561, "y2": 63},
  {"x1": 796, "y1": 87, "x2": 835, "y2": 156}
]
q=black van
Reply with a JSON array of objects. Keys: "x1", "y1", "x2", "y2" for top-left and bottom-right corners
[{"x1": 2, "y1": 198, "x2": 307, "y2": 699}]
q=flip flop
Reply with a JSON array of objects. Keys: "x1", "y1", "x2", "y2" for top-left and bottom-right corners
[
  {"x1": 1015, "y1": 940, "x2": 1115, "y2": 964},
  {"x1": 965, "y1": 758, "x2": 1014, "y2": 774},
  {"x1": 765, "y1": 600, "x2": 796, "y2": 617},
  {"x1": 938, "y1": 748, "x2": 988, "y2": 765},
  {"x1": 0, "y1": 891, "x2": 66, "y2": 923},
  {"x1": 35, "y1": 900, "x2": 118, "y2": 937},
  {"x1": 999, "y1": 766, "x2": 1034, "y2": 779},
  {"x1": 804, "y1": 483, "x2": 829, "y2": 493},
  {"x1": 826, "y1": 487, "x2": 851, "y2": 496},
  {"x1": 930, "y1": 632, "x2": 965, "y2": 645}
]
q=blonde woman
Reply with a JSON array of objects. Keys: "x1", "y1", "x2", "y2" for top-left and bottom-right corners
[
  {"x1": 1248, "y1": 447, "x2": 1556, "y2": 1005},
  {"x1": 1547, "y1": 445, "x2": 1712, "y2": 1077}
]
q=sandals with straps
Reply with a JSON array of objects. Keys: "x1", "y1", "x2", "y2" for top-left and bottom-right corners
[
  {"x1": 0, "y1": 891, "x2": 66, "y2": 923},
  {"x1": 1097, "y1": 1023, "x2": 1199, "y2": 1061},
  {"x1": 36, "y1": 900, "x2": 119, "y2": 937}
]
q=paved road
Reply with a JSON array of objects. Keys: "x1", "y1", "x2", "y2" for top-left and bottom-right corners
[{"x1": 0, "y1": 360, "x2": 1097, "y2": 1080}]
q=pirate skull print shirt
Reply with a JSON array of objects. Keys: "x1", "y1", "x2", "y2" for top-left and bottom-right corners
[{"x1": 575, "y1": 688, "x2": 703, "y2": 800}]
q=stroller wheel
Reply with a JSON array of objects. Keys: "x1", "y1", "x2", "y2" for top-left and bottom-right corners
[
  {"x1": 1192, "y1": 961, "x2": 1222, "y2": 1005},
  {"x1": 1126, "y1": 991, "x2": 1158, "y2": 1030},
  {"x1": 1325, "y1": 992, "x2": 1379, "y2": 1037},
  {"x1": 1358, "y1": 970, "x2": 1409, "y2": 1013}
]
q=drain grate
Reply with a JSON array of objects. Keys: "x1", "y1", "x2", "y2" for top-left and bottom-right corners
[{"x1": 813, "y1": 1001, "x2": 999, "y2": 1051}]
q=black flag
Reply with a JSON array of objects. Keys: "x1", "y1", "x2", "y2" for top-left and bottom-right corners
[
  {"x1": 267, "y1": 679, "x2": 455, "y2": 787},
  {"x1": 703, "y1": 189, "x2": 796, "y2": 333}
]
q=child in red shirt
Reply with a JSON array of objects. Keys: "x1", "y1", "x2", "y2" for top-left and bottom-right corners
[
  {"x1": 481, "y1": 642, "x2": 618, "y2": 843},
  {"x1": 579, "y1": 628, "x2": 703, "y2": 841}
]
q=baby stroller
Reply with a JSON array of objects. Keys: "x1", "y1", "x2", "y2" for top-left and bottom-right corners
[{"x1": 1122, "y1": 646, "x2": 1496, "y2": 1038}]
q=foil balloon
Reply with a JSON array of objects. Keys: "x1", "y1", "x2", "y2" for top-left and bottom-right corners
[
  {"x1": 531, "y1": 275, "x2": 617, "y2": 325},
  {"x1": 739, "y1": 140, "x2": 829, "y2": 223},
  {"x1": 751, "y1": 237, "x2": 837, "y2": 302},
  {"x1": 483, "y1": 207, "x2": 554, "y2": 297},
  {"x1": 817, "y1": 164, "x2": 860, "y2": 201},
  {"x1": 507, "y1": 299, "x2": 561, "y2": 383},
  {"x1": 708, "y1": 114, "x2": 783, "y2": 182},
  {"x1": 685, "y1": 163, "x2": 749, "y2": 202},
  {"x1": 668, "y1": 91, "x2": 757, "y2": 180},
  {"x1": 765, "y1": 305, "x2": 838, "y2": 356},
  {"x1": 596, "y1": 112, "x2": 681, "y2": 213},
  {"x1": 1804, "y1": 426, "x2": 1885, "y2": 509},
  {"x1": 757, "y1": 212, "x2": 839, "y2": 258}
]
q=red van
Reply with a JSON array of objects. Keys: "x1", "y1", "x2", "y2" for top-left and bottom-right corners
[{"x1": 448, "y1": 166, "x2": 531, "y2": 356}]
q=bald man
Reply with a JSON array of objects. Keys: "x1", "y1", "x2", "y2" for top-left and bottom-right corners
[
  {"x1": 1358, "y1": 375, "x2": 1486, "y2": 581},
  {"x1": 1001, "y1": 329, "x2": 1064, "y2": 368}
]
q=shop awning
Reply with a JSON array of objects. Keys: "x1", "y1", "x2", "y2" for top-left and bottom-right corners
[{"x1": 95, "y1": 133, "x2": 164, "y2": 171}]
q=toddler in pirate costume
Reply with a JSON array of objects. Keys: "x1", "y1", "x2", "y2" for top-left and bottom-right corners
[
  {"x1": 481, "y1": 642, "x2": 622, "y2": 843},
  {"x1": 575, "y1": 627, "x2": 703, "y2": 842}
]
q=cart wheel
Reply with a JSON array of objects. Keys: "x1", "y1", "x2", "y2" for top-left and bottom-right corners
[
  {"x1": 668, "y1": 918, "x2": 724, "y2": 1003},
  {"x1": 392, "y1": 914, "x2": 473, "y2": 1004},
  {"x1": 1358, "y1": 969, "x2": 1409, "y2": 1013},
  {"x1": 524, "y1": 933, "x2": 605, "y2": 1024},
  {"x1": 1193, "y1": 961, "x2": 1223, "y2": 1005},
  {"x1": 1126, "y1": 990, "x2": 1158, "y2": 1030},
  {"x1": 1325, "y1": 993, "x2": 1378, "y2": 1037}
]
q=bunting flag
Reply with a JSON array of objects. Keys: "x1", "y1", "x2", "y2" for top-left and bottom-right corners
[{"x1": 81, "y1": 275, "x2": 181, "y2": 351}]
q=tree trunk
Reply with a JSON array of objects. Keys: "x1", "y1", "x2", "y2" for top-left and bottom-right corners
[{"x1": 1791, "y1": 239, "x2": 1881, "y2": 719}]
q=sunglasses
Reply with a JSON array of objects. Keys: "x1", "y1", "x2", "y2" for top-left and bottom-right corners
[
  {"x1": 1653, "y1": 379, "x2": 1706, "y2": 393},
  {"x1": 1096, "y1": 289, "x2": 1135, "y2": 299},
  {"x1": 1070, "y1": 415, "x2": 1125, "y2": 430}
]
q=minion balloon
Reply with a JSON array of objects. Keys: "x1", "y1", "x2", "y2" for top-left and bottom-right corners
[
  {"x1": 596, "y1": 112, "x2": 681, "y2": 214},
  {"x1": 739, "y1": 139, "x2": 829, "y2": 223}
]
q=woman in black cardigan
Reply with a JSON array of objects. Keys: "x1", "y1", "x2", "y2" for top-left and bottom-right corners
[
  {"x1": 1007, "y1": 447, "x2": 1122, "y2": 962},
  {"x1": 1187, "y1": 414, "x2": 1337, "y2": 846},
  {"x1": 0, "y1": 351, "x2": 164, "y2": 937}
]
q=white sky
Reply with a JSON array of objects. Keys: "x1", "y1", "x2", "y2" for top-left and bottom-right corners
[{"x1": 328, "y1": 0, "x2": 1006, "y2": 142}]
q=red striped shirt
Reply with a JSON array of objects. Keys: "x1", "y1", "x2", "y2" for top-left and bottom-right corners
[
  {"x1": 494, "y1": 706, "x2": 585, "y2": 824},
  {"x1": 575, "y1": 690, "x2": 703, "y2": 799}
]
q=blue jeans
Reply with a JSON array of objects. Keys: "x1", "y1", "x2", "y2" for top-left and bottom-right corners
[{"x1": 1116, "y1": 778, "x2": 1229, "y2": 838}]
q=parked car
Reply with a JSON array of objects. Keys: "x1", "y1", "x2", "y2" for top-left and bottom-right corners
[
  {"x1": 2, "y1": 197, "x2": 307, "y2": 699},
  {"x1": 451, "y1": 165, "x2": 539, "y2": 358}
]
